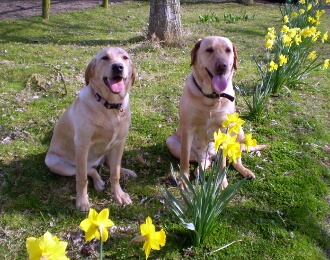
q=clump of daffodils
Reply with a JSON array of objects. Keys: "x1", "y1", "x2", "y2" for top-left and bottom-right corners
[
  {"x1": 214, "y1": 113, "x2": 258, "y2": 163},
  {"x1": 244, "y1": 0, "x2": 329, "y2": 120},
  {"x1": 265, "y1": 0, "x2": 329, "y2": 93},
  {"x1": 165, "y1": 113, "x2": 256, "y2": 246}
]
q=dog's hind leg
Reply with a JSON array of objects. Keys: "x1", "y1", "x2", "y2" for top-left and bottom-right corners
[
  {"x1": 45, "y1": 152, "x2": 105, "y2": 191},
  {"x1": 45, "y1": 152, "x2": 76, "y2": 177},
  {"x1": 88, "y1": 168, "x2": 105, "y2": 191}
]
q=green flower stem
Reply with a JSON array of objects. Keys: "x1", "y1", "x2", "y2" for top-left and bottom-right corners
[
  {"x1": 100, "y1": 240, "x2": 103, "y2": 260},
  {"x1": 99, "y1": 227, "x2": 103, "y2": 260}
]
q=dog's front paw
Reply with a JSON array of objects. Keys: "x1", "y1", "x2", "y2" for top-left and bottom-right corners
[
  {"x1": 76, "y1": 195, "x2": 90, "y2": 212},
  {"x1": 112, "y1": 186, "x2": 132, "y2": 205}
]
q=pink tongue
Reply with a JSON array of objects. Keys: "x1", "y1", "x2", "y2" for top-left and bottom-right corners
[
  {"x1": 109, "y1": 78, "x2": 125, "y2": 93},
  {"x1": 211, "y1": 75, "x2": 227, "y2": 92}
]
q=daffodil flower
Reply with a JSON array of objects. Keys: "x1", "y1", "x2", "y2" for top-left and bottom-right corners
[
  {"x1": 222, "y1": 113, "x2": 245, "y2": 134},
  {"x1": 214, "y1": 129, "x2": 227, "y2": 153},
  {"x1": 282, "y1": 34, "x2": 292, "y2": 46},
  {"x1": 279, "y1": 54, "x2": 288, "y2": 66},
  {"x1": 131, "y1": 216, "x2": 166, "y2": 259},
  {"x1": 244, "y1": 133, "x2": 258, "y2": 153},
  {"x1": 26, "y1": 231, "x2": 69, "y2": 260},
  {"x1": 322, "y1": 31, "x2": 328, "y2": 43},
  {"x1": 322, "y1": 59, "x2": 330, "y2": 70},
  {"x1": 268, "y1": 61, "x2": 278, "y2": 72},
  {"x1": 301, "y1": 27, "x2": 312, "y2": 37},
  {"x1": 281, "y1": 25, "x2": 289, "y2": 33},
  {"x1": 315, "y1": 10, "x2": 325, "y2": 19},
  {"x1": 219, "y1": 134, "x2": 241, "y2": 163},
  {"x1": 308, "y1": 16, "x2": 316, "y2": 24},
  {"x1": 265, "y1": 27, "x2": 276, "y2": 41},
  {"x1": 214, "y1": 129, "x2": 242, "y2": 163},
  {"x1": 283, "y1": 15, "x2": 289, "y2": 23},
  {"x1": 265, "y1": 39, "x2": 274, "y2": 49},
  {"x1": 308, "y1": 51, "x2": 317, "y2": 60},
  {"x1": 79, "y1": 208, "x2": 114, "y2": 242},
  {"x1": 294, "y1": 35, "x2": 302, "y2": 45},
  {"x1": 307, "y1": 3, "x2": 312, "y2": 11},
  {"x1": 287, "y1": 28, "x2": 297, "y2": 38}
]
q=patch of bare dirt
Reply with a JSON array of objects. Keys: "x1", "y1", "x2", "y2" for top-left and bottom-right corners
[{"x1": 0, "y1": 0, "x2": 102, "y2": 20}]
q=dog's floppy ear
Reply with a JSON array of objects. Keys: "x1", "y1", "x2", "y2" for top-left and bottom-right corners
[
  {"x1": 233, "y1": 44, "x2": 238, "y2": 70},
  {"x1": 190, "y1": 38, "x2": 202, "y2": 67},
  {"x1": 128, "y1": 65, "x2": 137, "y2": 87},
  {"x1": 85, "y1": 57, "x2": 96, "y2": 86}
]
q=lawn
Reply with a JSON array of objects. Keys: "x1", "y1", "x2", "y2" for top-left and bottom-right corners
[{"x1": 0, "y1": 1, "x2": 329, "y2": 259}]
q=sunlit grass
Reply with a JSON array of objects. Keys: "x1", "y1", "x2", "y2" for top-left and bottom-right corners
[{"x1": 0, "y1": 1, "x2": 329, "y2": 259}]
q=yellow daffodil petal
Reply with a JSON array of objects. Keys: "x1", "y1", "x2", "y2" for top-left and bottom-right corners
[
  {"x1": 26, "y1": 232, "x2": 69, "y2": 260},
  {"x1": 26, "y1": 237, "x2": 42, "y2": 260},
  {"x1": 214, "y1": 129, "x2": 226, "y2": 153},
  {"x1": 244, "y1": 133, "x2": 258, "y2": 153},
  {"x1": 143, "y1": 241, "x2": 152, "y2": 259},
  {"x1": 100, "y1": 227, "x2": 109, "y2": 242},
  {"x1": 156, "y1": 229, "x2": 166, "y2": 247}
]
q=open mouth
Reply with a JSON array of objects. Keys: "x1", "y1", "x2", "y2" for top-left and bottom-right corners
[
  {"x1": 103, "y1": 76, "x2": 125, "y2": 94},
  {"x1": 205, "y1": 68, "x2": 228, "y2": 93}
]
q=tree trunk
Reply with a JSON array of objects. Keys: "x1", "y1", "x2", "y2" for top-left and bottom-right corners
[
  {"x1": 102, "y1": 0, "x2": 109, "y2": 9},
  {"x1": 240, "y1": 0, "x2": 254, "y2": 5},
  {"x1": 148, "y1": 0, "x2": 182, "y2": 44},
  {"x1": 42, "y1": 0, "x2": 50, "y2": 20}
]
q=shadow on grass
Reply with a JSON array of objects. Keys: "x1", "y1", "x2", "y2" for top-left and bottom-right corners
[
  {"x1": 0, "y1": 137, "x2": 174, "y2": 216},
  {"x1": 0, "y1": 152, "x2": 77, "y2": 215},
  {"x1": 0, "y1": 13, "x2": 146, "y2": 46}
]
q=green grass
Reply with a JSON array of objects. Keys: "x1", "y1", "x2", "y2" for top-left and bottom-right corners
[{"x1": 0, "y1": 1, "x2": 329, "y2": 259}]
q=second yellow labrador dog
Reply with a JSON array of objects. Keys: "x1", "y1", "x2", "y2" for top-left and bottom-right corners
[
  {"x1": 45, "y1": 47, "x2": 137, "y2": 211},
  {"x1": 166, "y1": 36, "x2": 266, "y2": 187}
]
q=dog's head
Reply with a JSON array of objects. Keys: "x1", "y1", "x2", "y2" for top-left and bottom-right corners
[
  {"x1": 85, "y1": 47, "x2": 136, "y2": 96},
  {"x1": 190, "y1": 36, "x2": 237, "y2": 93}
]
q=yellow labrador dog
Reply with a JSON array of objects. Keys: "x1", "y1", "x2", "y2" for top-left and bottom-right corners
[
  {"x1": 45, "y1": 47, "x2": 137, "y2": 211},
  {"x1": 166, "y1": 36, "x2": 266, "y2": 187}
]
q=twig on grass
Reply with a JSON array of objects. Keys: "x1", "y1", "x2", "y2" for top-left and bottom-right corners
[{"x1": 206, "y1": 239, "x2": 243, "y2": 255}]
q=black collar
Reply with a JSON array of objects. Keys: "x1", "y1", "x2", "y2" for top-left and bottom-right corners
[
  {"x1": 192, "y1": 75, "x2": 235, "y2": 102},
  {"x1": 95, "y1": 93, "x2": 123, "y2": 111}
]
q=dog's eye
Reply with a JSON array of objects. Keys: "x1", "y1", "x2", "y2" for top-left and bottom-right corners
[
  {"x1": 225, "y1": 47, "x2": 231, "y2": 53},
  {"x1": 101, "y1": 56, "x2": 109, "y2": 60},
  {"x1": 123, "y1": 55, "x2": 129, "y2": 60},
  {"x1": 206, "y1": 48, "x2": 214, "y2": 53}
]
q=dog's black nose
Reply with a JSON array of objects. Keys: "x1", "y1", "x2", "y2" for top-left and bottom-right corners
[
  {"x1": 112, "y1": 63, "x2": 124, "y2": 73},
  {"x1": 216, "y1": 61, "x2": 227, "y2": 73}
]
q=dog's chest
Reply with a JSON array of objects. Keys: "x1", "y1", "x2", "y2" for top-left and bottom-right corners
[
  {"x1": 193, "y1": 109, "x2": 228, "y2": 142},
  {"x1": 90, "y1": 112, "x2": 129, "y2": 146}
]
